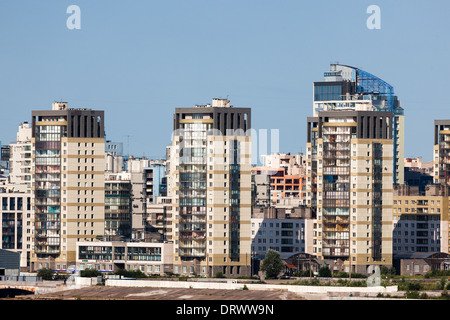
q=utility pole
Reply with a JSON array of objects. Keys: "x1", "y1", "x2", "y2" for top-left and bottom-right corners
[
  {"x1": 125, "y1": 135, "x2": 133, "y2": 157},
  {"x1": 309, "y1": 254, "x2": 312, "y2": 280},
  {"x1": 349, "y1": 251, "x2": 352, "y2": 281}
]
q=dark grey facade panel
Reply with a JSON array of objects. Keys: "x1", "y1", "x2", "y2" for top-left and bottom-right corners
[
  {"x1": 309, "y1": 111, "x2": 393, "y2": 140},
  {"x1": 32, "y1": 109, "x2": 104, "y2": 139},
  {"x1": 173, "y1": 107, "x2": 251, "y2": 135},
  {"x1": 434, "y1": 120, "x2": 450, "y2": 145},
  {"x1": 0, "y1": 249, "x2": 20, "y2": 269}
]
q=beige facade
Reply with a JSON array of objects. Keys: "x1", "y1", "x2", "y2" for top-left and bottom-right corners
[
  {"x1": 9, "y1": 122, "x2": 32, "y2": 188},
  {"x1": 205, "y1": 135, "x2": 252, "y2": 275},
  {"x1": 170, "y1": 99, "x2": 252, "y2": 277},
  {"x1": 307, "y1": 112, "x2": 394, "y2": 274},
  {"x1": 146, "y1": 196, "x2": 173, "y2": 241},
  {"x1": 395, "y1": 114, "x2": 405, "y2": 185},
  {"x1": 393, "y1": 185, "x2": 449, "y2": 255},
  {"x1": 31, "y1": 102, "x2": 105, "y2": 271},
  {"x1": 433, "y1": 120, "x2": 450, "y2": 185},
  {"x1": 59, "y1": 139, "x2": 105, "y2": 268}
]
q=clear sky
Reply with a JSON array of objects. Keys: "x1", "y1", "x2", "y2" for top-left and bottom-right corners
[{"x1": 1, "y1": 0, "x2": 449, "y2": 161}]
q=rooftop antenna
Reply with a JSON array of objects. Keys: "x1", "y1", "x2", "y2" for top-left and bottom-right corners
[{"x1": 125, "y1": 135, "x2": 133, "y2": 157}]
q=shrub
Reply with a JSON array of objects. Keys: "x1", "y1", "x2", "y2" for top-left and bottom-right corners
[
  {"x1": 333, "y1": 272, "x2": 367, "y2": 279},
  {"x1": 425, "y1": 270, "x2": 450, "y2": 278},
  {"x1": 405, "y1": 290, "x2": 420, "y2": 299},
  {"x1": 80, "y1": 268, "x2": 102, "y2": 278},
  {"x1": 433, "y1": 278, "x2": 447, "y2": 290},
  {"x1": 114, "y1": 269, "x2": 147, "y2": 278},
  {"x1": 380, "y1": 266, "x2": 396, "y2": 277},
  {"x1": 336, "y1": 279, "x2": 367, "y2": 287},
  {"x1": 293, "y1": 270, "x2": 312, "y2": 277},
  {"x1": 318, "y1": 266, "x2": 332, "y2": 278},
  {"x1": 37, "y1": 268, "x2": 54, "y2": 280},
  {"x1": 408, "y1": 282, "x2": 422, "y2": 291},
  {"x1": 215, "y1": 271, "x2": 225, "y2": 278},
  {"x1": 397, "y1": 280, "x2": 422, "y2": 291}
]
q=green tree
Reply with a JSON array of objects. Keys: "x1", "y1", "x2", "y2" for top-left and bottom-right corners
[
  {"x1": 380, "y1": 266, "x2": 396, "y2": 277},
  {"x1": 37, "y1": 267, "x2": 54, "y2": 280},
  {"x1": 318, "y1": 266, "x2": 332, "y2": 277},
  {"x1": 260, "y1": 249, "x2": 283, "y2": 279},
  {"x1": 114, "y1": 269, "x2": 147, "y2": 278},
  {"x1": 80, "y1": 268, "x2": 102, "y2": 278}
]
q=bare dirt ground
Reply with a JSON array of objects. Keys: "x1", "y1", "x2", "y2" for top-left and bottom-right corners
[{"x1": 15, "y1": 285, "x2": 306, "y2": 300}]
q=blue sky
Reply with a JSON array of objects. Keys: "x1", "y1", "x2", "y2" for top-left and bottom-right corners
[{"x1": 0, "y1": 0, "x2": 449, "y2": 161}]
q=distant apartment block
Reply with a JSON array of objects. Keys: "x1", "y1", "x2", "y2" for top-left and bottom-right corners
[
  {"x1": 104, "y1": 172, "x2": 132, "y2": 240},
  {"x1": 144, "y1": 162, "x2": 166, "y2": 204},
  {"x1": 0, "y1": 184, "x2": 33, "y2": 271},
  {"x1": 124, "y1": 158, "x2": 147, "y2": 239},
  {"x1": 146, "y1": 196, "x2": 173, "y2": 242},
  {"x1": 433, "y1": 120, "x2": 450, "y2": 185},
  {"x1": 8, "y1": 122, "x2": 32, "y2": 188},
  {"x1": 393, "y1": 184, "x2": 449, "y2": 255},
  {"x1": 105, "y1": 140, "x2": 124, "y2": 156},
  {"x1": 404, "y1": 157, "x2": 433, "y2": 193},
  {"x1": 252, "y1": 153, "x2": 306, "y2": 206},
  {"x1": 261, "y1": 152, "x2": 306, "y2": 175},
  {"x1": 252, "y1": 167, "x2": 306, "y2": 206},
  {"x1": 0, "y1": 144, "x2": 10, "y2": 172},
  {"x1": 251, "y1": 172, "x2": 270, "y2": 207},
  {"x1": 251, "y1": 206, "x2": 313, "y2": 259}
]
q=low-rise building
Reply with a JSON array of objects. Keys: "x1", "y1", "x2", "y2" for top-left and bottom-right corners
[
  {"x1": 252, "y1": 167, "x2": 306, "y2": 206},
  {"x1": 393, "y1": 252, "x2": 450, "y2": 276},
  {"x1": 146, "y1": 196, "x2": 173, "y2": 242},
  {"x1": 0, "y1": 249, "x2": 20, "y2": 277},
  {"x1": 0, "y1": 184, "x2": 33, "y2": 271},
  {"x1": 251, "y1": 206, "x2": 313, "y2": 259},
  {"x1": 393, "y1": 184, "x2": 450, "y2": 255},
  {"x1": 76, "y1": 241, "x2": 173, "y2": 276}
]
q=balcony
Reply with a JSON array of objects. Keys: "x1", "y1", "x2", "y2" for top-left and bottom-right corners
[{"x1": 179, "y1": 231, "x2": 206, "y2": 240}]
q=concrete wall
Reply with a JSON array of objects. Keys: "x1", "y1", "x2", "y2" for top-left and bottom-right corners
[{"x1": 105, "y1": 279, "x2": 398, "y2": 295}]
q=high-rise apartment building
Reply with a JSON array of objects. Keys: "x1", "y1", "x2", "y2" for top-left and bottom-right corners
[
  {"x1": 104, "y1": 172, "x2": 132, "y2": 240},
  {"x1": 313, "y1": 63, "x2": 404, "y2": 185},
  {"x1": 433, "y1": 120, "x2": 450, "y2": 185},
  {"x1": 31, "y1": 102, "x2": 105, "y2": 271},
  {"x1": 306, "y1": 110, "x2": 394, "y2": 273},
  {"x1": 9, "y1": 122, "x2": 32, "y2": 188},
  {"x1": 169, "y1": 98, "x2": 252, "y2": 277}
]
